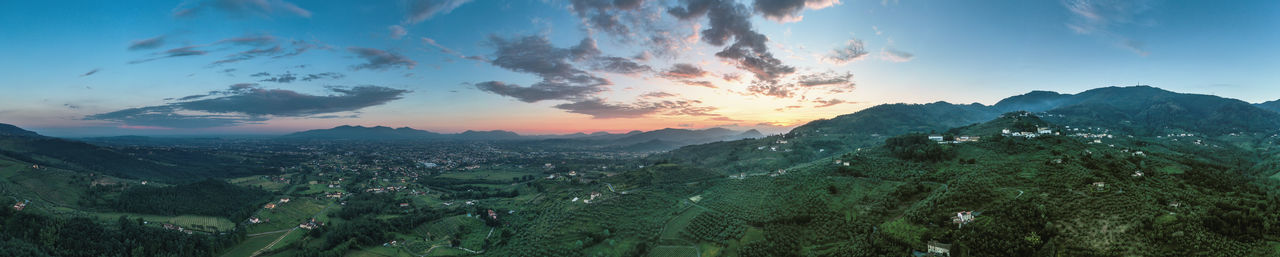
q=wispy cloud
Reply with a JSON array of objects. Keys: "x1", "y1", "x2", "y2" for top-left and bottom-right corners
[
  {"x1": 348, "y1": 47, "x2": 416, "y2": 71},
  {"x1": 1063, "y1": 0, "x2": 1154, "y2": 56},
  {"x1": 173, "y1": 0, "x2": 312, "y2": 18},
  {"x1": 825, "y1": 38, "x2": 868, "y2": 64},
  {"x1": 404, "y1": 0, "x2": 473, "y2": 24},
  {"x1": 128, "y1": 36, "x2": 166, "y2": 51},
  {"x1": 80, "y1": 68, "x2": 101, "y2": 77},
  {"x1": 880, "y1": 47, "x2": 914, "y2": 62}
]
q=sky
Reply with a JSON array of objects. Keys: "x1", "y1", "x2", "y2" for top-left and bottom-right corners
[{"x1": 1, "y1": 0, "x2": 1278, "y2": 137}]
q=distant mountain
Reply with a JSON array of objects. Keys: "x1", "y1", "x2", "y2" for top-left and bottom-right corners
[
  {"x1": 0, "y1": 123, "x2": 280, "y2": 181},
  {"x1": 282, "y1": 125, "x2": 443, "y2": 140},
  {"x1": 1257, "y1": 100, "x2": 1280, "y2": 113},
  {"x1": 994, "y1": 90, "x2": 1072, "y2": 113},
  {"x1": 0, "y1": 123, "x2": 41, "y2": 137},
  {"x1": 281, "y1": 125, "x2": 759, "y2": 150}
]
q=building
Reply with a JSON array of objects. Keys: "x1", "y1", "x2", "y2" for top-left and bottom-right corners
[
  {"x1": 12, "y1": 201, "x2": 26, "y2": 211},
  {"x1": 928, "y1": 135, "x2": 945, "y2": 141},
  {"x1": 952, "y1": 211, "x2": 976, "y2": 227},
  {"x1": 927, "y1": 241, "x2": 952, "y2": 256},
  {"x1": 263, "y1": 203, "x2": 276, "y2": 209},
  {"x1": 279, "y1": 198, "x2": 290, "y2": 203}
]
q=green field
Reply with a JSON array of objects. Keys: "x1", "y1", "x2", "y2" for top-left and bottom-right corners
[
  {"x1": 437, "y1": 169, "x2": 537, "y2": 182},
  {"x1": 219, "y1": 233, "x2": 280, "y2": 257},
  {"x1": 649, "y1": 246, "x2": 698, "y2": 257},
  {"x1": 246, "y1": 197, "x2": 330, "y2": 234},
  {"x1": 229, "y1": 175, "x2": 292, "y2": 192},
  {"x1": 90, "y1": 212, "x2": 236, "y2": 231}
]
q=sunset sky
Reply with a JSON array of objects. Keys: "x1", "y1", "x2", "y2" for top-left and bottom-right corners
[{"x1": 2, "y1": 0, "x2": 1278, "y2": 137}]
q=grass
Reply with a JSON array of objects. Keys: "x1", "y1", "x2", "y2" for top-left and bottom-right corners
[
  {"x1": 91, "y1": 212, "x2": 235, "y2": 231},
  {"x1": 229, "y1": 175, "x2": 291, "y2": 192},
  {"x1": 649, "y1": 246, "x2": 699, "y2": 257},
  {"x1": 219, "y1": 234, "x2": 279, "y2": 257},
  {"x1": 880, "y1": 217, "x2": 928, "y2": 247},
  {"x1": 246, "y1": 197, "x2": 329, "y2": 234},
  {"x1": 436, "y1": 169, "x2": 537, "y2": 182},
  {"x1": 661, "y1": 207, "x2": 705, "y2": 240}
]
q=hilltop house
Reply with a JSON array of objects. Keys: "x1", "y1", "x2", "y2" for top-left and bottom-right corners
[
  {"x1": 952, "y1": 211, "x2": 976, "y2": 227},
  {"x1": 12, "y1": 201, "x2": 26, "y2": 211},
  {"x1": 279, "y1": 198, "x2": 290, "y2": 203},
  {"x1": 263, "y1": 203, "x2": 276, "y2": 209},
  {"x1": 928, "y1": 135, "x2": 945, "y2": 142},
  {"x1": 487, "y1": 209, "x2": 498, "y2": 220}
]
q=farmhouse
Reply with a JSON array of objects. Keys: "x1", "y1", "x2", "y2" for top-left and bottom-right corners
[
  {"x1": 951, "y1": 211, "x2": 976, "y2": 227},
  {"x1": 263, "y1": 203, "x2": 276, "y2": 209},
  {"x1": 927, "y1": 241, "x2": 951, "y2": 256},
  {"x1": 12, "y1": 201, "x2": 26, "y2": 211}
]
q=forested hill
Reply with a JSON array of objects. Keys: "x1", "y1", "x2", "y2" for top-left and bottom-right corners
[
  {"x1": 0, "y1": 123, "x2": 297, "y2": 182},
  {"x1": 653, "y1": 85, "x2": 1280, "y2": 174}
]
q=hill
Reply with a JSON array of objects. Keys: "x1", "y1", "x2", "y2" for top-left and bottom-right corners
[
  {"x1": 1257, "y1": 99, "x2": 1280, "y2": 113},
  {"x1": 0, "y1": 123, "x2": 293, "y2": 182}
]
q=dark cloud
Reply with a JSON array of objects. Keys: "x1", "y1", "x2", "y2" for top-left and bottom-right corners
[
  {"x1": 405, "y1": 0, "x2": 473, "y2": 24},
  {"x1": 795, "y1": 71, "x2": 853, "y2": 87},
  {"x1": 661, "y1": 63, "x2": 708, "y2": 79},
  {"x1": 259, "y1": 71, "x2": 297, "y2": 83},
  {"x1": 257, "y1": 71, "x2": 343, "y2": 83},
  {"x1": 640, "y1": 91, "x2": 676, "y2": 98},
  {"x1": 745, "y1": 81, "x2": 794, "y2": 98},
  {"x1": 128, "y1": 36, "x2": 166, "y2": 51},
  {"x1": 826, "y1": 38, "x2": 868, "y2": 64},
  {"x1": 475, "y1": 35, "x2": 611, "y2": 102},
  {"x1": 173, "y1": 0, "x2": 312, "y2": 18},
  {"x1": 250, "y1": 72, "x2": 271, "y2": 77},
  {"x1": 722, "y1": 73, "x2": 741, "y2": 81},
  {"x1": 86, "y1": 84, "x2": 409, "y2": 128},
  {"x1": 553, "y1": 98, "x2": 718, "y2": 119},
  {"x1": 752, "y1": 0, "x2": 840, "y2": 22},
  {"x1": 475, "y1": 81, "x2": 606, "y2": 103},
  {"x1": 570, "y1": 0, "x2": 647, "y2": 38},
  {"x1": 213, "y1": 45, "x2": 282, "y2": 65},
  {"x1": 128, "y1": 46, "x2": 208, "y2": 64},
  {"x1": 80, "y1": 68, "x2": 101, "y2": 77},
  {"x1": 422, "y1": 37, "x2": 486, "y2": 62},
  {"x1": 880, "y1": 48, "x2": 914, "y2": 62},
  {"x1": 302, "y1": 72, "x2": 344, "y2": 81},
  {"x1": 217, "y1": 34, "x2": 277, "y2": 46},
  {"x1": 680, "y1": 80, "x2": 716, "y2": 88},
  {"x1": 668, "y1": 0, "x2": 795, "y2": 81},
  {"x1": 554, "y1": 98, "x2": 661, "y2": 119},
  {"x1": 812, "y1": 98, "x2": 849, "y2": 108},
  {"x1": 590, "y1": 56, "x2": 651, "y2": 74},
  {"x1": 348, "y1": 47, "x2": 416, "y2": 71}
]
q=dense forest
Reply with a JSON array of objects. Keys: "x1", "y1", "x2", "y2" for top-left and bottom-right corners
[
  {"x1": 0, "y1": 207, "x2": 244, "y2": 257},
  {"x1": 106, "y1": 179, "x2": 271, "y2": 220}
]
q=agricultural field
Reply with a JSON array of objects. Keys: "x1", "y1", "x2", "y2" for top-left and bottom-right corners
[{"x1": 245, "y1": 197, "x2": 331, "y2": 234}]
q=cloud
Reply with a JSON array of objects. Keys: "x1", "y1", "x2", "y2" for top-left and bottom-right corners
[
  {"x1": 1063, "y1": 0, "x2": 1154, "y2": 56},
  {"x1": 173, "y1": 0, "x2": 312, "y2": 18},
  {"x1": 553, "y1": 98, "x2": 662, "y2": 119},
  {"x1": 474, "y1": 35, "x2": 611, "y2": 102},
  {"x1": 680, "y1": 80, "x2": 716, "y2": 88},
  {"x1": 128, "y1": 46, "x2": 208, "y2": 64},
  {"x1": 475, "y1": 81, "x2": 606, "y2": 103},
  {"x1": 795, "y1": 71, "x2": 853, "y2": 87},
  {"x1": 752, "y1": 0, "x2": 841, "y2": 23},
  {"x1": 256, "y1": 71, "x2": 342, "y2": 83},
  {"x1": 742, "y1": 70, "x2": 855, "y2": 98},
  {"x1": 825, "y1": 38, "x2": 868, "y2": 64},
  {"x1": 669, "y1": 0, "x2": 795, "y2": 82},
  {"x1": 212, "y1": 45, "x2": 282, "y2": 65},
  {"x1": 553, "y1": 98, "x2": 719, "y2": 119},
  {"x1": 880, "y1": 47, "x2": 913, "y2": 62},
  {"x1": 422, "y1": 37, "x2": 486, "y2": 62},
  {"x1": 218, "y1": 34, "x2": 277, "y2": 46},
  {"x1": 86, "y1": 84, "x2": 409, "y2": 128},
  {"x1": 405, "y1": 0, "x2": 473, "y2": 24},
  {"x1": 348, "y1": 47, "x2": 416, "y2": 71},
  {"x1": 661, "y1": 63, "x2": 709, "y2": 79},
  {"x1": 389, "y1": 25, "x2": 408, "y2": 39},
  {"x1": 80, "y1": 68, "x2": 101, "y2": 77},
  {"x1": 128, "y1": 36, "x2": 166, "y2": 51},
  {"x1": 590, "y1": 56, "x2": 652, "y2": 74},
  {"x1": 640, "y1": 91, "x2": 677, "y2": 98},
  {"x1": 258, "y1": 71, "x2": 298, "y2": 83},
  {"x1": 812, "y1": 98, "x2": 849, "y2": 107}
]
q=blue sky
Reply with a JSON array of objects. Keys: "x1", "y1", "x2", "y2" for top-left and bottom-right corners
[{"x1": 1, "y1": 0, "x2": 1277, "y2": 136}]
